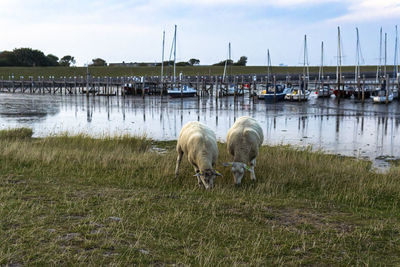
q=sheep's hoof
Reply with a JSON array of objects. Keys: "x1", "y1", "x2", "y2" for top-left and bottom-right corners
[{"x1": 234, "y1": 183, "x2": 242, "y2": 187}]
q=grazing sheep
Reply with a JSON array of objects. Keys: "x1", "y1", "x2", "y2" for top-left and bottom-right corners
[
  {"x1": 175, "y1": 121, "x2": 222, "y2": 189},
  {"x1": 224, "y1": 116, "x2": 264, "y2": 185}
]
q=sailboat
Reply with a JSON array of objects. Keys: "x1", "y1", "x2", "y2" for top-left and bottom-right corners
[
  {"x1": 257, "y1": 49, "x2": 289, "y2": 101},
  {"x1": 333, "y1": 27, "x2": 354, "y2": 98},
  {"x1": 372, "y1": 30, "x2": 393, "y2": 103},
  {"x1": 167, "y1": 25, "x2": 197, "y2": 98},
  {"x1": 316, "y1": 41, "x2": 332, "y2": 98},
  {"x1": 223, "y1": 43, "x2": 243, "y2": 96},
  {"x1": 285, "y1": 35, "x2": 311, "y2": 101}
]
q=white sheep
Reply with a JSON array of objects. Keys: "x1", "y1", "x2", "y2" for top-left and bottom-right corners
[
  {"x1": 224, "y1": 116, "x2": 264, "y2": 185},
  {"x1": 175, "y1": 121, "x2": 222, "y2": 189}
]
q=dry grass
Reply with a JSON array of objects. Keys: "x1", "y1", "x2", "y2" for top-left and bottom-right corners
[{"x1": 0, "y1": 129, "x2": 400, "y2": 265}]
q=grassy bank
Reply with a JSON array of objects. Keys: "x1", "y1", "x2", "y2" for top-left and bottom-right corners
[
  {"x1": 0, "y1": 65, "x2": 388, "y2": 78},
  {"x1": 1, "y1": 129, "x2": 400, "y2": 265}
]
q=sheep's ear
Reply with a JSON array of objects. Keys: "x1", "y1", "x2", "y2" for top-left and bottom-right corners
[
  {"x1": 222, "y1": 162, "x2": 233, "y2": 167},
  {"x1": 214, "y1": 170, "x2": 223, "y2": 177}
]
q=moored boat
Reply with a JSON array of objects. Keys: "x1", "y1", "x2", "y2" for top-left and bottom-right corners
[{"x1": 167, "y1": 85, "x2": 197, "y2": 98}]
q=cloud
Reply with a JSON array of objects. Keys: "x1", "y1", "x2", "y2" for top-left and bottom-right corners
[{"x1": 328, "y1": 0, "x2": 400, "y2": 22}]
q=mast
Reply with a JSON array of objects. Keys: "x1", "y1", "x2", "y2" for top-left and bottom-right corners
[
  {"x1": 394, "y1": 25, "x2": 399, "y2": 79},
  {"x1": 161, "y1": 30, "x2": 165, "y2": 83},
  {"x1": 355, "y1": 27, "x2": 360, "y2": 82},
  {"x1": 377, "y1": 27, "x2": 382, "y2": 81},
  {"x1": 223, "y1": 42, "x2": 231, "y2": 82},
  {"x1": 318, "y1": 41, "x2": 324, "y2": 83},
  {"x1": 303, "y1": 35, "x2": 309, "y2": 79},
  {"x1": 337, "y1": 26, "x2": 342, "y2": 98},
  {"x1": 384, "y1": 32, "x2": 387, "y2": 76},
  {"x1": 267, "y1": 49, "x2": 271, "y2": 84},
  {"x1": 173, "y1": 25, "x2": 177, "y2": 84}
]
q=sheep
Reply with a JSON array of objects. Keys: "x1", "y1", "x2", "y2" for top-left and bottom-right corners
[
  {"x1": 175, "y1": 121, "x2": 222, "y2": 189},
  {"x1": 224, "y1": 116, "x2": 264, "y2": 185}
]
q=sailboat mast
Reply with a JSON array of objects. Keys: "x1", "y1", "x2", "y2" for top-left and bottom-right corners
[
  {"x1": 384, "y1": 32, "x2": 387, "y2": 76},
  {"x1": 223, "y1": 42, "x2": 231, "y2": 82},
  {"x1": 161, "y1": 30, "x2": 165, "y2": 83},
  {"x1": 395, "y1": 25, "x2": 399, "y2": 79},
  {"x1": 336, "y1": 26, "x2": 342, "y2": 88},
  {"x1": 267, "y1": 49, "x2": 271, "y2": 84},
  {"x1": 377, "y1": 27, "x2": 382, "y2": 81},
  {"x1": 173, "y1": 25, "x2": 177, "y2": 84},
  {"x1": 319, "y1": 41, "x2": 324, "y2": 82},
  {"x1": 355, "y1": 27, "x2": 360, "y2": 82}
]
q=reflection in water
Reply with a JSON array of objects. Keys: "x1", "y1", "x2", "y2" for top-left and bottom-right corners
[{"x1": 0, "y1": 93, "x2": 400, "y2": 168}]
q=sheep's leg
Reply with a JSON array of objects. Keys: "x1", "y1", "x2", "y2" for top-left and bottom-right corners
[
  {"x1": 250, "y1": 158, "x2": 256, "y2": 181},
  {"x1": 175, "y1": 149, "x2": 184, "y2": 178}
]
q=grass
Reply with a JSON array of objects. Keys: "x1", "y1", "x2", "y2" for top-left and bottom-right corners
[
  {"x1": 0, "y1": 65, "x2": 392, "y2": 78},
  {"x1": 1, "y1": 128, "x2": 400, "y2": 265}
]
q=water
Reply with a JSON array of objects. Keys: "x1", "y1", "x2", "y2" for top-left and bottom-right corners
[{"x1": 1, "y1": 93, "x2": 400, "y2": 170}]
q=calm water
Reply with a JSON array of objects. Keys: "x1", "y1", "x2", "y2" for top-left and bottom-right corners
[{"x1": 1, "y1": 93, "x2": 400, "y2": 169}]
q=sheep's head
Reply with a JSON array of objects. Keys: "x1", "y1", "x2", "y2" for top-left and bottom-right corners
[
  {"x1": 194, "y1": 169, "x2": 222, "y2": 189},
  {"x1": 223, "y1": 162, "x2": 252, "y2": 185}
]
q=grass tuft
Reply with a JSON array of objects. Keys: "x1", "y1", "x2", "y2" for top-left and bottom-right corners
[{"x1": 0, "y1": 127, "x2": 33, "y2": 139}]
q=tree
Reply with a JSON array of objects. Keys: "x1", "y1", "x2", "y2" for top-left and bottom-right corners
[
  {"x1": 234, "y1": 56, "x2": 247, "y2": 66},
  {"x1": 90, "y1": 58, "x2": 107, "y2": 66},
  {"x1": 188, "y1": 58, "x2": 200, "y2": 65},
  {"x1": 46, "y1": 54, "x2": 59, "y2": 66},
  {"x1": 59, "y1": 55, "x2": 75, "y2": 66},
  {"x1": 176, "y1": 61, "x2": 190, "y2": 66},
  {"x1": 0, "y1": 51, "x2": 17, "y2": 66},
  {"x1": 213, "y1": 59, "x2": 233, "y2": 66},
  {"x1": 12, "y1": 48, "x2": 49, "y2": 67}
]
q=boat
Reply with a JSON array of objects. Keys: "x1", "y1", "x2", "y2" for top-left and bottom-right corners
[
  {"x1": 167, "y1": 85, "x2": 197, "y2": 98},
  {"x1": 316, "y1": 85, "x2": 332, "y2": 98},
  {"x1": 258, "y1": 84, "x2": 288, "y2": 101},
  {"x1": 284, "y1": 87, "x2": 311, "y2": 101},
  {"x1": 333, "y1": 85, "x2": 354, "y2": 98},
  {"x1": 372, "y1": 89, "x2": 393, "y2": 103},
  {"x1": 225, "y1": 84, "x2": 244, "y2": 96}
]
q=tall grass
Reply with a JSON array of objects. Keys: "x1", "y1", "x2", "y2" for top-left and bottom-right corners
[{"x1": 0, "y1": 129, "x2": 399, "y2": 265}]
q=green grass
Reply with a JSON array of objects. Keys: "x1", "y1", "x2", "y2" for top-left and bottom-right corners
[
  {"x1": 0, "y1": 65, "x2": 390, "y2": 79},
  {"x1": 1, "y1": 128, "x2": 400, "y2": 265}
]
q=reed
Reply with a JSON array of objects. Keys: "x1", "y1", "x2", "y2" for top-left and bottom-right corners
[{"x1": 0, "y1": 129, "x2": 399, "y2": 265}]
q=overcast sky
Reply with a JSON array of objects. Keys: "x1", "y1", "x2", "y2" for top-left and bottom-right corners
[{"x1": 1, "y1": 0, "x2": 400, "y2": 66}]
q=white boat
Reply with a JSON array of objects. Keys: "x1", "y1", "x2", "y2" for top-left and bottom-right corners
[
  {"x1": 317, "y1": 85, "x2": 332, "y2": 98},
  {"x1": 372, "y1": 89, "x2": 393, "y2": 103},
  {"x1": 167, "y1": 85, "x2": 197, "y2": 98},
  {"x1": 225, "y1": 84, "x2": 243, "y2": 96},
  {"x1": 284, "y1": 87, "x2": 311, "y2": 101}
]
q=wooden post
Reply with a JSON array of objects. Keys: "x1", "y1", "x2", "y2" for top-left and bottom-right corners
[
  {"x1": 362, "y1": 75, "x2": 365, "y2": 104},
  {"x1": 386, "y1": 74, "x2": 389, "y2": 104},
  {"x1": 142, "y1": 76, "x2": 145, "y2": 99},
  {"x1": 273, "y1": 75, "x2": 276, "y2": 103},
  {"x1": 215, "y1": 76, "x2": 219, "y2": 99}
]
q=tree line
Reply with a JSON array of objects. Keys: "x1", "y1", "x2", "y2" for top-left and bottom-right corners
[
  {"x1": 0, "y1": 48, "x2": 76, "y2": 67},
  {"x1": 0, "y1": 48, "x2": 247, "y2": 67}
]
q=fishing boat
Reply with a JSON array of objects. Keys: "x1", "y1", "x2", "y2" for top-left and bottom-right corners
[
  {"x1": 372, "y1": 89, "x2": 393, "y2": 103},
  {"x1": 284, "y1": 87, "x2": 311, "y2": 101},
  {"x1": 167, "y1": 85, "x2": 197, "y2": 98}
]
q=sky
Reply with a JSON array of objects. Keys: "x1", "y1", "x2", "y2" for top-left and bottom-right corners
[{"x1": 0, "y1": 0, "x2": 400, "y2": 66}]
